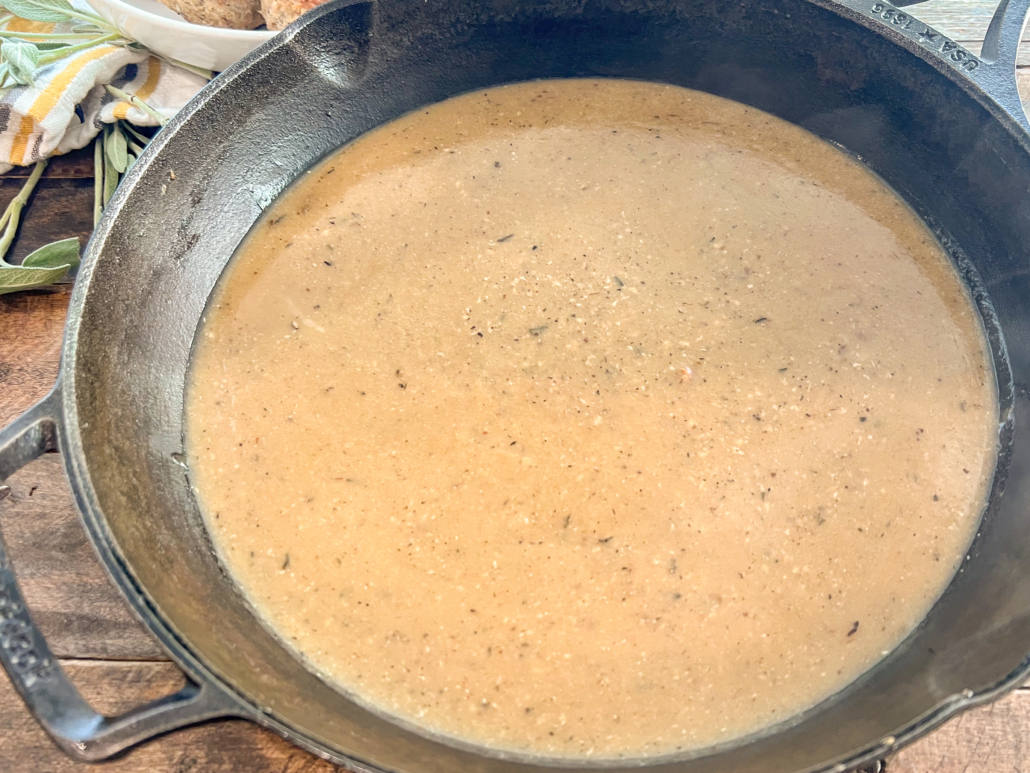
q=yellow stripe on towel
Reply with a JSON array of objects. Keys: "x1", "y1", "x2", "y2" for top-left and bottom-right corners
[
  {"x1": 113, "y1": 57, "x2": 162, "y2": 120},
  {"x1": 10, "y1": 44, "x2": 122, "y2": 164},
  {"x1": 29, "y1": 44, "x2": 122, "y2": 121},
  {"x1": 6, "y1": 19, "x2": 55, "y2": 33},
  {"x1": 6, "y1": 114, "x2": 29, "y2": 165}
]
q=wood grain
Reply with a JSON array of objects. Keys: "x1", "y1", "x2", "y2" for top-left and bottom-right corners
[
  {"x1": 0, "y1": 661, "x2": 339, "y2": 773},
  {"x1": 902, "y1": 0, "x2": 1030, "y2": 65},
  {"x1": 912, "y1": 0, "x2": 1004, "y2": 39},
  {"x1": 892, "y1": 690, "x2": 1030, "y2": 771},
  {"x1": 0, "y1": 177, "x2": 94, "y2": 267},
  {"x1": 1018, "y1": 68, "x2": 1030, "y2": 105},
  {"x1": 2, "y1": 456, "x2": 166, "y2": 660},
  {"x1": 1, "y1": 146, "x2": 96, "y2": 180},
  {"x1": 0, "y1": 284, "x2": 69, "y2": 427}
]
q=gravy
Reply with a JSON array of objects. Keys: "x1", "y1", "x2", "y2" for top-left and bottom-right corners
[{"x1": 187, "y1": 79, "x2": 997, "y2": 758}]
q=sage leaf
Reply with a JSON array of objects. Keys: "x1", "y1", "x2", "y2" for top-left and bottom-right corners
[
  {"x1": 103, "y1": 140, "x2": 118, "y2": 205},
  {"x1": 1, "y1": 39, "x2": 39, "y2": 86},
  {"x1": 121, "y1": 120, "x2": 152, "y2": 147},
  {"x1": 0, "y1": 263, "x2": 72, "y2": 295},
  {"x1": 104, "y1": 122, "x2": 127, "y2": 173},
  {"x1": 21, "y1": 237, "x2": 79, "y2": 269},
  {"x1": 0, "y1": 0, "x2": 75, "y2": 23},
  {"x1": 93, "y1": 133, "x2": 103, "y2": 226}
]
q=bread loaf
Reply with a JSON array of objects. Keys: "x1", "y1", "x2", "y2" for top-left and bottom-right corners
[
  {"x1": 260, "y1": 0, "x2": 328, "y2": 30},
  {"x1": 157, "y1": 0, "x2": 264, "y2": 30}
]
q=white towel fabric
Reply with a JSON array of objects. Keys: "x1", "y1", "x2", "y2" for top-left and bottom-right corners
[{"x1": 0, "y1": 3, "x2": 209, "y2": 172}]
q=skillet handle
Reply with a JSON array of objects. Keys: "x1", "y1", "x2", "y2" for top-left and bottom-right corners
[
  {"x1": 0, "y1": 391, "x2": 239, "y2": 761},
  {"x1": 862, "y1": 0, "x2": 1030, "y2": 132},
  {"x1": 978, "y1": 0, "x2": 1030, "y2": 130}
]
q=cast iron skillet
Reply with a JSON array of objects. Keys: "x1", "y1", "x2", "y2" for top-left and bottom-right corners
[{"x1": 2, "y1": 0, "x2": 1030, "y2": 770}]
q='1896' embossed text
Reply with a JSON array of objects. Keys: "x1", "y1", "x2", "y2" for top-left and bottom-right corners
[{"x1": 870, "y1": 3, "x2": 980, "y2": 71}]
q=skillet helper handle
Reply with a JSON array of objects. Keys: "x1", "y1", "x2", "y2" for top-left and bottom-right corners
[
  {"x1": 867, "y1": 0, "x2": 1030, "y2": 132},
  {"x1": 978, "y1": 0, "x2": 1030, "y2": 130},
  {"x1": 0, "y1": 392, "x2": 238, "y2": 761}
]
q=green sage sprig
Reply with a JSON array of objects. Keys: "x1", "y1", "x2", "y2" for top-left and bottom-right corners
[
  {"x1": 96, "y1": 88, "x2": 165, "y2": 222},
  {"x1": 0, "y1": 115, "x2": 155, "y2": 294},
  {"x1": 0, "y1": 159, "x2": 81, "y2": 295},
  {"x1": 105, "y1": 83, "x2": 167, "y2": 126},
  {"x1": 94, "y1": 115, "x2": 156, "y2": 225},
  {"x1": 0, "y1": 0, "x2": 205, "y2": 294},
  {"x1": 0, "y1": 1, "x2": 127, "y2": 87},
  {"x1": 0, "y1": 0, "x2": 213, "y2": 86}
]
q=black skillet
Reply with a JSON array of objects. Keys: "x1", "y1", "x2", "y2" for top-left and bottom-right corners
[{"x1": 2, "y1": 0, "x2": 1030, "y2": 770}]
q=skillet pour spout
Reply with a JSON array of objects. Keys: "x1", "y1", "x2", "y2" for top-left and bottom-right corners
[{"x1": 2, "y1": 0, "x2": 1030, "y2": 771}]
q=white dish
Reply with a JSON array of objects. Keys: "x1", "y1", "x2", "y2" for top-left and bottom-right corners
[{"x1": 86, "y1": 0, "x2": 276, "y2": 72}]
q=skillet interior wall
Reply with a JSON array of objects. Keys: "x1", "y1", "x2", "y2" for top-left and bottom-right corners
[{"x1": 68, "y1": 0, "x2": 1030, "y2": 770}]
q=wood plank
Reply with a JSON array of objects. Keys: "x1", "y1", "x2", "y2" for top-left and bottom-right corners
[
  {"x1": 2, "y1": 456, "x2": 167, "y2": 660},
  {"x1": 0, "y1": 283, "x2": 69, "y2": 428},
  {"x1": 0, "y1": 280, "x2": 164, "y2": 659},
  {"x1": 0, "y1": 146, "x2": 95, "y2": 286},
  {"x1": 1016, "y1": 67, "x2": 1030, "y2": 105},
  {"x1": 0, "y1": 177, "x2": 94, "y2": 267},
  {"x1": 0, "y1": 660, "x2": 340, "y2": 772},
  {"x1": 907, "y1": 0, "x2": 999, "y2": 39},
  {"x1": 896, "y1": 1, "x2": 1030, "y2": 65},
  {"x1": 2, "y1": 145, "x2": 97, "y2": 180},
  {"x1": 891, "y1": 688, "x2": 1030, "y2": 771}
]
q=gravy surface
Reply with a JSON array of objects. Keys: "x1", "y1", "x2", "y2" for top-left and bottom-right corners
[{"x1": 187, "y1": 80, "x2": 997, "y2": 758}]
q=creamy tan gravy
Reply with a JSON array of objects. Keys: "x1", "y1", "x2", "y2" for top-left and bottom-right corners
[{"x1": 187, "y1": 79, "x2": 998, "y2": 759}]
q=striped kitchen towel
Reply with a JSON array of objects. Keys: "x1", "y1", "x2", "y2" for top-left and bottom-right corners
[{"x1": 0, "y1": 8, "x2": 209, "y2": 173}]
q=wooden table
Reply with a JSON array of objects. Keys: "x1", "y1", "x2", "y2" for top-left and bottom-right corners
[{"x1": 1, "y1": 2, "x2": 1030, "y2": 770}]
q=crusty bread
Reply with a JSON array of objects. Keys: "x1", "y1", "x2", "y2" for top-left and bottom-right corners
[
  {"x1": 157, "y1": 0, "x2": 264, "y2": 30},
  {"x1": 260, "y1": 0, "x2": 327, "y2": 30}
]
